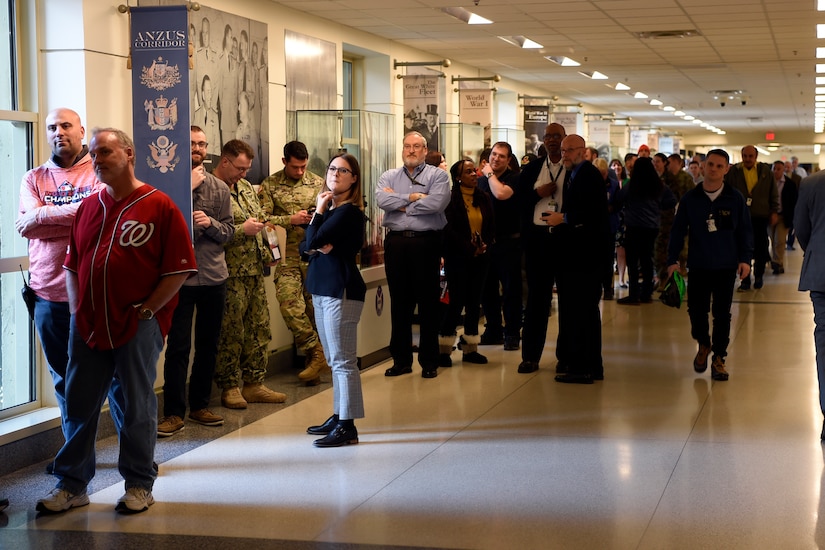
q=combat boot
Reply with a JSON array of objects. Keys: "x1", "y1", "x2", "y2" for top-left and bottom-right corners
[
  {"x1": 241, "y1": 382, "x2": 287, "y2": 403},
  {"x1": 298, "y1": 341, "x2": 329, "y2": 384}
]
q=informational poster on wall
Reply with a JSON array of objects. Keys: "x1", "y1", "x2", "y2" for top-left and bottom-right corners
[
  {"x1": 630, "y1": 130, "x2": 648, "y2": 152},
  {"x1": 523, "y1": 105, "x2": 548, "y2": 157},
  {"x1": 130, "y1": 5, "x2": 192, "y2": 234},
  {"x1": 553, "y1": 111, "x2": 579, "y2": 135},
  {"x1": 459, "y1": 89, "x2": 493, "y2": 128},
  {"x1": 588, "y1": 120, "x2": 611, "y2": 159},
  {"x1": 183, "y1": 2, "x2": 269, "y2": 184},
  {"x1": 402, "y1": 75, "x2": 443, "y2": 151}
]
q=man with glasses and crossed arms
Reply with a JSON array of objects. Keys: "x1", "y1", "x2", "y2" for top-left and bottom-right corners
[
  {"x1": 212, "y1": 139, "x2": 287, "y2": 409},
  {"x1": 376, "y1": 131, "x2": 450, "y2": 379}
]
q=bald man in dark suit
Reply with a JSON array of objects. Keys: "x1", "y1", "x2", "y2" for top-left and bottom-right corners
[{"x1": 544, "y1": 134, "x2": 610, "y2": 384}]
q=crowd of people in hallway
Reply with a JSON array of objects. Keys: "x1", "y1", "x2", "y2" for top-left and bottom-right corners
[{"x1": 12, "y1": 107, "x2": 825, "y2": 517}]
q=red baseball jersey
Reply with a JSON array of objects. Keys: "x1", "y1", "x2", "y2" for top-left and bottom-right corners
[{"x1": 64, "y1": 184, "x2": 197, "y2": 350}]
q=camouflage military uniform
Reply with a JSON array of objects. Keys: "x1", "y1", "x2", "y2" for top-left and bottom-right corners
[
  {"x1": 214, "y1": 177, "x2": 272, "y2": 389},
  {"x1": 258, "y1": 168, "x2": 325, "y2": 354},
  {"x1": 656, "y1": 170, "x2": 695, "y2": 284}
]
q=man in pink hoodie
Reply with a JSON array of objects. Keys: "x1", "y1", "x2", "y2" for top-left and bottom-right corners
[{"x1": 16, "y1": 108, "x2": 104, "y2": 437}]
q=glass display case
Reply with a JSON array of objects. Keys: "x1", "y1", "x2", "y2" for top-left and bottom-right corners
[
  {"x1": 296, "y1": 109, "x2": 395, "y2": 268},
  {"x1": 490, "y1": 127, "x2": 525, "y2": 158},
  {"x1": 440, "y1": 122, "x2": 485, "y2": 166}
]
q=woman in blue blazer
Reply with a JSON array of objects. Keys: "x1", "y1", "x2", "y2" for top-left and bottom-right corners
[{"x1": 300, "y1": 153, "x2": 366, "y2": 447}]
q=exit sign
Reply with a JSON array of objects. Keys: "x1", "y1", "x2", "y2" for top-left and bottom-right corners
[{"x1": 766, "y1": 132, "x2": 775, "y2": 141}]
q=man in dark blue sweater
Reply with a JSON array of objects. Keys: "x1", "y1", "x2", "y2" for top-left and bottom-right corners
[{"x1": 667, "y1": 149, "x2": 753, "y2": 382}]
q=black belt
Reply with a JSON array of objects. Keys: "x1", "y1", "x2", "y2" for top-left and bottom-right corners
[{"x1": 389, "y1": 230, "x2": 439, "y2": 238}]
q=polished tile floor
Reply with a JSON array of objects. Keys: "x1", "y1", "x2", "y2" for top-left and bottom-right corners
[{"x1": 1, "y1": 248, "x2": 824, "y2": 549}]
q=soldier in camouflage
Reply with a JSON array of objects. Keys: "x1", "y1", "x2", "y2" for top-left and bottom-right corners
[
  {"x1": 259, "y1": 141, "x2": 329, "y2": 385},
  {"x1": 655, "y1": 153, "x2": 696, "y2": 287},
  {"x1": 212, "y1": 139, "x2": 286, "y2": 409}
]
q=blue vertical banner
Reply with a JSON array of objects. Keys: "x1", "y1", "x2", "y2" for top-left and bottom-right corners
[{"x1": 130, "y1": 5, "x2": 191, "y2": 234}]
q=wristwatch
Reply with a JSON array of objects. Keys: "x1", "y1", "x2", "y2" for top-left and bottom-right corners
[{"x1": 138, "y1": 307, "x2": 154, "y2": 320}]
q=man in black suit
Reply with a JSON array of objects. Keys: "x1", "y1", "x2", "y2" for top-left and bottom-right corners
[
  {"x1": 516, "y1": 122, "x2": 566, "y2": 374},
  {"x1": 544, "y1": 134, "x2": 610, "y2": 384}
]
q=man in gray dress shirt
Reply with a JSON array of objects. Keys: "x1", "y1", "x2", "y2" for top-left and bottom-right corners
[{"x1": 375, "y1": 131, "x2": 450, "y2": 378}]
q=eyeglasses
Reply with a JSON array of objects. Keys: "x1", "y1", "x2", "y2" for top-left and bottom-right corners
[
  {"x1": 191, "y1": 141, "x2": 208, "y2": 149},
  {"x1": 543, "y1": 133, "x2": 564, "y2": 140},
  {"x1": 228, "y1": 158, "x2": 251, "y2": 173},
  {"x1": 328, "y1": 165, "x2": 353, "y2": 176},
  {"x1": 403, "y1": 143, "x2": 425, "y2": 151},
  {"x1": 560, "y1": 146, "x2": 583, "y2": 154}
]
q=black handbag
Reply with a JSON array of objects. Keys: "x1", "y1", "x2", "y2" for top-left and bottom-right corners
[{"x1": 20, "y1": 265, "x2": 36, "y2": 320}]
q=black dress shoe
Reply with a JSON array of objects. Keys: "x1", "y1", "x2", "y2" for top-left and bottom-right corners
[
  {"x1": 307, "y1": 414, "x2": 339, "y2": 435},
  {"x1": 462, "y1": 351, "x2": 488, "y2": 364},
  {"x1": 554, "y1": 373, "x2": 594, "y2": 384},
  {"x1": 313, "y1": 424, "x2": 359, "y2": 447},
  {"x1": 385, "y1": 365, "x2": 412, "y2": 377},
  {"x1": 438, "y1": 353, "x2": 453, "y2": 368},
  {"x1": 517, "y1": 360, "x2": 539, "y2": 373},
  {"x1": 503, "y1": 337, "x2": 520, "y2": 351},
  {"x1": 555, "y1": 361, "x2": 569, "y2": 374},
  {"x1": 422, "y1": 368, "x2": 438, "y2": 378}
]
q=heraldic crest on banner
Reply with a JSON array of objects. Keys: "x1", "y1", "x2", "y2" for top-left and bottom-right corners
[
  {"x1": 140, "y1": 56, "x2": 182, "y2": 91},
  {"x1": 144, "y1": 95, "x2": 178, "y2": 130},
  {"x1": 146, "y1": 135, "x2": 180, "y2": 173}
]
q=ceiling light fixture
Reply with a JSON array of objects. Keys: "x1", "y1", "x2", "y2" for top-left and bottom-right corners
[
  {"x1": 615, "y1": 82, "x2": 630, "y2": 91},
  {"x1": 649, "y1": 99, "x2": 663, "y2": 106},
  {"x1": 440, "y1": 7, "x2": 492, "y2": 25},
  {"x1": 683, "y1": 115, "x2": 695, "y2": 120},
  {"x1": 545, "y1": 56, "x2": 580, "y2": 67},
  {"x1": 499, "y1": 36, "x2": 543, "y2": 49},
  {"x1": 578, "y1": 70, "x2": 608, "y2": 80},
  {"x1": 817, "y1": 47, "x2": 825, "y2": 59},
  {"x1": 674, "y1": 110, "x2": 685, "y2": 117},
  {"x1": 634, "y1": 92, "x2": 648, "y2": 99},
  {"x1": 663, "y1": 106, "x2": 675, "y2": 112},
  {"x1": 634, "y1": 30, "x2": 701, "y2": 39}
]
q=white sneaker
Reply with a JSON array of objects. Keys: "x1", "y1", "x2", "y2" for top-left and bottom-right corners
[
  {"x1": 36, "y1": 487, "x2": 89, "y2": 514},
  {"x1": 115, "y1": 487, "x2": 154, "y2": 514}
]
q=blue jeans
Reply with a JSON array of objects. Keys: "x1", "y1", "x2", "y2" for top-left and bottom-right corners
[
  {"x1": 34, "y1": 296, "x2": 124, "y2": 438},
  {"x1": 314, "y1": 295, "x2": 364, "y2": 420},
  {"x1": 812, "y1": 291, "x2": 825, "y2": 414},
  {"x1": 54, "y1": 317, "x2": 163, "y2": 494},
  {"x1": 33, "y1": 297, "x2": 70, "y2": 435}
]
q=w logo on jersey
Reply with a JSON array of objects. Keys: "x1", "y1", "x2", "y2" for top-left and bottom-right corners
[{"x1": 119, "y1": 220, "x2": 155, "y2": 247}]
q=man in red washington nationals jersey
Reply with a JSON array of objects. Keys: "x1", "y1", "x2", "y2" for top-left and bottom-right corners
[{"x1": 37, "y1": 128, "x2": 196, "y2": 516}]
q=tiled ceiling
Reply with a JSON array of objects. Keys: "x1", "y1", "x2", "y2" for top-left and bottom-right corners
[{"x1": 272, "y1": 0, "x2": 823, "y2": 146}]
